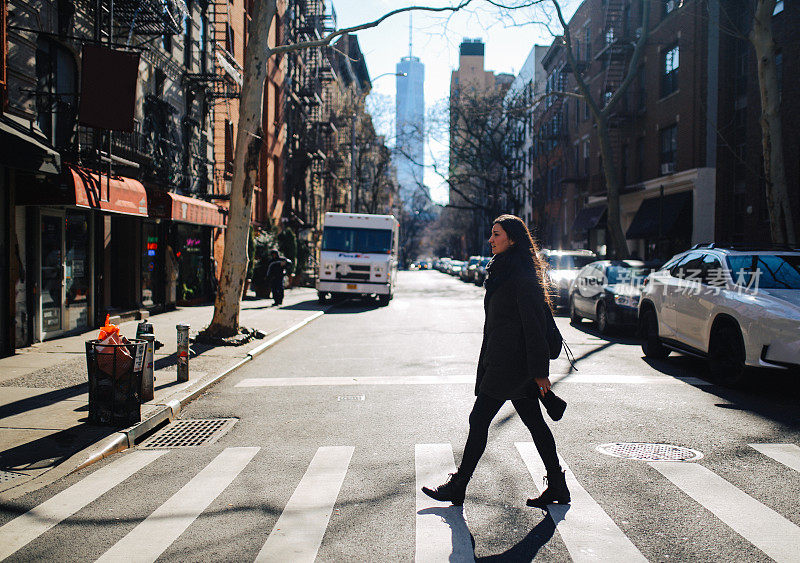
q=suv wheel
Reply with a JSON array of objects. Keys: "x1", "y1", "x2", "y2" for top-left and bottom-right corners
[
  {"x1": 596, "y1": 301, "x2": 610, "y2": 334},
  {"x1": 709, "y1": 324, "x2": 747, "y2": 386},
  {"x1": 641, "y1": 310, "x2": 670, "y2": 359},
  {"x1": 569, "y1": 296, "x2": 580, "y2": 324}
]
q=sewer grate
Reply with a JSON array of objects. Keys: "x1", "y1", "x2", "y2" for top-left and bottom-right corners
[
  {"x1": 597, "y1": 442, "x2": 703, "y2": 462},
  {"x1": 0, "y1": 470, "x2": 26, "y2": 483},
  {"x1": 139, "y1": 418, "x2": 237, "y2": 448}
]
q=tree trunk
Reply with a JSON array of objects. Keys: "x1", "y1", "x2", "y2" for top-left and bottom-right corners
[
  {"x1": 596, "y1": 116, "x2": 629, "y2": 258},
  {"x1": 751, "y1": 0, "x2": 796, "y2": 245},
  {"x1": 207, "y1": 0, "x2": 277, "y2": 337}
]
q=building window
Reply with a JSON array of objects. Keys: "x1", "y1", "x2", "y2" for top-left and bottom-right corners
[
  {"x1": 661, "y1": 44, "x2": 679, "y2": 97},
  {"x1": 584, "y1": 100, "x2": 590, "y2": 120},
  {"x1": 583, "y1": 140, "x2": 590, "y2": 175},
  {"x1": 774, "y1": 0, "x2": 784, "y2": 15},
  {"x1": 636, "y1": 138, "x2": 645, "y2": 181},
  {"x1": 660, "y1": 124, "x2": 677, "y2": 175},
  {"x1": 638, "y1": 66, "x2": 646, "y2": 110},
  {"x1": 184, "y1": 15, "x2": 193, "y2": 69},
  {"x1": 224, "y1": 119, "x2": 235, "y2": 175},
  {"x1": 585, "y1": 28, "x2": 591, "y2": 60},
  {"x1": 776, "y1": 50, "x2": 783, "y2": 92},
  {"x1": 226, "y1": 24, "x2": 234, "y2": 56},
  {"x1": 35, "y1": 38, "x2": 77, "y2": 148},
  {"x1": 574, "y1": 143, "x2": 580, "y2": 175}
]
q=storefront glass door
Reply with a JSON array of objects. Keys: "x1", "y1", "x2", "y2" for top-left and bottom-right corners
[
  {"x1": 40, "y1": 210, "x2": 92, "y2": 339},
  {"x1": 40, "y1": 212, "x2": 64, "y2": 338}
]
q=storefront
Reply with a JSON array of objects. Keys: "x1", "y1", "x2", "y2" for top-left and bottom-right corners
[
  {"x1": 17, "y1": 165, "x2": 148, "y2": 340},
  {"x1": 146, "y1": 189, "x2": 225, "y2": 307}
]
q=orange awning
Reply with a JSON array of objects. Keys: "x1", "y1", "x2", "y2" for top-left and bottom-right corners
[
  {"x1": 146, "y1": 189, "x2": 226, "y2": 227},
  {"x1": 69, "y1": 165, "x2": 148, "y2": 216}
]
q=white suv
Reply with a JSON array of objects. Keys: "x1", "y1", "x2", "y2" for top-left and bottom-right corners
[{"x1": 638, "y1": 245, "x2": 800, "y2": 385}]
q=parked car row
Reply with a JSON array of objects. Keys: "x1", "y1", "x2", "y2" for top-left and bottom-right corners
[
  {"x1": 432, "y1": 244, "x2": 800, "y2": 386},
  {"x1": 433, "y1": 256, "x2": 491, "y2": 285}
]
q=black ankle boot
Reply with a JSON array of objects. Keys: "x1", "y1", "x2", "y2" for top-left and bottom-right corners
[
  {"x1": 422, "y1": 472, "x2": 468, "y2": 506},
  {"x1": 526, "y1": 469, "x2": 570, "y2": 508}
]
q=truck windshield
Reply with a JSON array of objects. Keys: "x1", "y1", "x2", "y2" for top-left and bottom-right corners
[{"x1": 322, "y1": 227, "x2": 392, "y2": 254}]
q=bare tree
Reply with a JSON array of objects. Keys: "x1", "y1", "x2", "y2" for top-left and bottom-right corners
[
  {"x1": 205, "y1": 0, "x2": 482, "y2": 337},
  {"x1": 548, "y1": 0, "x2": 650, "y2": 259}
]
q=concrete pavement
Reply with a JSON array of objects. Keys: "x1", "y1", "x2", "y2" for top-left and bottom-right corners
[{"x1": 0, "y1": 286, "x2": 326, "y2": 499}]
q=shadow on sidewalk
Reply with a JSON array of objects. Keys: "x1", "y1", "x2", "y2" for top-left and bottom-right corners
[
  {"x1": 0, "y1": 383, "x2": 87, "y2": 420},
  {"x1": 0, "y1": 423, "x2": 115, "y2": 473}
]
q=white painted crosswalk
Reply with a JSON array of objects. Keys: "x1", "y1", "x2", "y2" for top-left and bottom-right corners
[
  {"x1": 0, "y1": 442, "x2": 798, "y2": 561},
  {"x1": 515, "y1": 443, "x2": 648, "y2": 563}
]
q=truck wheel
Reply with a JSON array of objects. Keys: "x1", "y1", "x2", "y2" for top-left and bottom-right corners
[
  {"x1": 317, "y1": 291, "x2": 327, "y2": 303},
  {"x1": 378, "y1": 294, "x2": 390, "y2": 306}
]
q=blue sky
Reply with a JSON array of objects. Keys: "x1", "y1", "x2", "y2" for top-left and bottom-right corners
[{"x1": 330, "y1": 0, "x2": 580, "y2": 204}]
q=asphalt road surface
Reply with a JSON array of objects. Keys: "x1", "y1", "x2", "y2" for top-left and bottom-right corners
[{"x1": 2, "y1": 270, "x2": 799, "y2": 562}]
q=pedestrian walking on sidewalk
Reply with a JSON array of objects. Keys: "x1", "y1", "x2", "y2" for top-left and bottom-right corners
[
  {"x1": 265, "y1": 249, "x2": 292, "y2": 306},
  {"x1": 422, "y1": 214, "x2": 570, "y2": 509}
]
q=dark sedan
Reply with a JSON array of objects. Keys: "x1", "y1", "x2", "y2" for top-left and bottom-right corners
[{"x1": 568, "y1": 260, "x2": 650, "y2": 333}]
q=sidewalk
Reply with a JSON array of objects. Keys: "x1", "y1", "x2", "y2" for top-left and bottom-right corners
[{"x1": 0, "y1": 286, "x2": 325, "y2": 499}]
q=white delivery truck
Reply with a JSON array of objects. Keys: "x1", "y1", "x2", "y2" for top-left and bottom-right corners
[{"x1": 316, "y1": 212, "x2": 399, "y2": 306}]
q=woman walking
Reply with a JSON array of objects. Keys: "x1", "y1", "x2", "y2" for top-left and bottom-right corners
[{"x1": 422, "y1": 214, "x2": 569, "y2": 509}]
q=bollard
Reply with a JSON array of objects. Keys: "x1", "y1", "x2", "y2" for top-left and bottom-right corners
[
  {"x1": 139, "y1": 332, "x2": 155, "y2": 402},
  {"x1": 176, "y1": 323, "x2": 190, "y2": 382}
]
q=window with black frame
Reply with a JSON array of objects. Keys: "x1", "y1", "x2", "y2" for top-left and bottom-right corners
[
  {"x1": 661, "y1": 44, "x2": 679, "y2": 97},
  {"x1": 660, "y1": 124, "x2": 677, "y2": 175}
]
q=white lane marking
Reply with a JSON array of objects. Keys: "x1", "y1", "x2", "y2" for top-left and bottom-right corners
[
  {"x1": 749, "y1": 443, "x2": 800, "y2": 473},
  {"x1": 516, "y1": 443, "x2": 648, "y2": 562},
  {"x1": 256, "y1": 446, "x2": 354, "y2": 562},
  {"x1": 0, "y1": 450, "x2": 166, "y2": 561},
  {"x1": 414, "y1": 444, "x2": 475, "y2": 563},
  {"x1": 650, "y1": 461, "x2": 800, "y2": 563},
  {"x1": 97, "y1": 447, "x2": 259, "y2": 563},
  {"x1": 236, "y1": 374, "x2": 709, "y2": 387}
]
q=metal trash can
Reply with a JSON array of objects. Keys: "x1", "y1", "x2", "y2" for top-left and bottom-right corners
[{"x1": 85, "y1": 339, "x2": 147, "y2": 426}]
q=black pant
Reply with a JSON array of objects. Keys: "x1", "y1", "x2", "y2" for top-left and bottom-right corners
[
  {"x1": 270, "y1": 279, "x2": 284, "y2": 304},
  {"x1": 459, "y1": 392, "x2": 561, "y2": 480}
]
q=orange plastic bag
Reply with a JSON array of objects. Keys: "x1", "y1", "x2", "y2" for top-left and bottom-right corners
[
  {"x1": 98, "y1": 314, "x2": 119, "y2": 341},
  {"x1": 95, "y1": 329, "x2": 132, "y2": 377}
]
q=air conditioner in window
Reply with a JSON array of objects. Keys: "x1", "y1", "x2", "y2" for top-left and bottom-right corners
[{"x1": 661, "y1": 162, "x2": 675, "y2": 175}]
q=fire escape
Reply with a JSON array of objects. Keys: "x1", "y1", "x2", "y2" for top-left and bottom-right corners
[
  {"x1": 284, "y1": 0, "x2": 336, "y2": 231},
  {"x1": 595, "y1": 0, "x2": 634, "y2": 190},
  {"x1": 72, "y1": 0, "x2": 204, "y2": 191},
  {"x1": 186, "y1": 1, "x2": 243, "y2": 195}
]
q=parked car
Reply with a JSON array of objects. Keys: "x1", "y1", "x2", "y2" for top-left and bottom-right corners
[
  {"x1": 474, "y1": 256, "x2": 491, "y2": 286},
  {"x1": 638, "y1": 245, "x2": 800, "y2": 385},
  {"x1": 461, "y1": 256, "x2": 482, "y2": 282},
  {"x1": 569, "y1": 260, "x2": 650, "y2": 332},
  {"x1": 539, "y1": 249, "x2": 597, "y2": 308},
  {"x1": 448, "y1": 260, "x2": 466, "y2": 276}
]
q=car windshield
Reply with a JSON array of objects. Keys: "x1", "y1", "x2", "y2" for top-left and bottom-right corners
[
  {"x1": 606, "y1": 266, "x2": 649, "y2": 285},
  {"x1": 725, "y1": 254, "x2": 800, "y2": 290},
  {"x1": 545, "y1": 255, "x2": 595, "y2": 269},
  {"x1": 322, "y1": 227, "x2": 392, "y2": 254}
]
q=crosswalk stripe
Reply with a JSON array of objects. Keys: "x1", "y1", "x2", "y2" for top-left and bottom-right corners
[
  {"x1": 414, "y1": 444, "x2": 475, "y2": 563},
  {"x1": 749, "y1": 443, "x2": 800, "y2": 473},
  {"x1": 236, "y1": 374, "x2": 710, "y2": 387},
  {"x1": 649, "y1": 461, "x2": 800, "y2": 563},
  {"x1": 255, "y1": 446, "x2": 354, "y2": 562},
  {"x1": 515, "y1": 443, "x2": 648, "y2": 562},
  {"x1": 96, "y1": 447, "x2": 259, "y2": 563},
  {"x1": 0, "y1": 450, "x2": 166, "y2": 561}
]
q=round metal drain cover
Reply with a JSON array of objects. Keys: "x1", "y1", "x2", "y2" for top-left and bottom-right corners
[{"x1": 597, "y1": 442, "x2": 703, "y2": 462}]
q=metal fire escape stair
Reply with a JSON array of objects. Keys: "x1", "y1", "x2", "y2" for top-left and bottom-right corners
[{"x1": 598, "y1": 0, "x2": 631, "y2": 176}]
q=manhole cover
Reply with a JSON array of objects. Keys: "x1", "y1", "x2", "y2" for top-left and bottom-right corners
[
  {"x1": 0, "y1": 470, "x2": 26, "y2": 483},
  {"x1": 139, "y1": 418, "x2": 237, "y2": 448},
  {"x1": 597, "y1": 443, "x2": 703, "y2": 462}
]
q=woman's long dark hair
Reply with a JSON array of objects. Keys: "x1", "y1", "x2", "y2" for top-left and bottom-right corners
[{"x1": 493, "y1": 214, "x2": 553, "y2": 310}]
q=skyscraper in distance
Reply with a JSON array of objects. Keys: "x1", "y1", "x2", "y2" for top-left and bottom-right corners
[{"x1": 395, "y1": 17, "x2": 425, "y2": 207}]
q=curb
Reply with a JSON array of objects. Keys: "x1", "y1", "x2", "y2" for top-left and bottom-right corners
[{"x1": 66, "y1": 309, "x2": 327, "y2": 475}]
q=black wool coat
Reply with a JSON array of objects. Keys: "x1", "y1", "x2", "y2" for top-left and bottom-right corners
[{"x1": 476, "y1": 270, "x2": 550, "y2": 400}]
